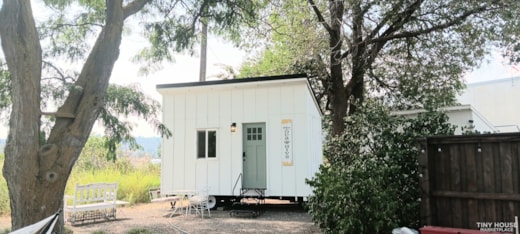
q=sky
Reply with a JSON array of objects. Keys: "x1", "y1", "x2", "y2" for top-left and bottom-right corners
[
  {"x1": 92, "y1": 34, "x2": 247, "y2": 137},
  {"x1": 464, "y1": 51, "x2": 519, "y2": 83}
]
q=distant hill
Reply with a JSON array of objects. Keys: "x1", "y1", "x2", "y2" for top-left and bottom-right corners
[
  {"x1": 121, "y1": 136, "x2": 161, "y2": 158},
  {"x1": 0, "y1": 137, "x2": 161, "y2": 157}
]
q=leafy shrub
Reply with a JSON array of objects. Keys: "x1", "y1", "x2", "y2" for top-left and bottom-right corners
[{"x1": 306, "y1": 101, "x2": 455, "y2": 233}]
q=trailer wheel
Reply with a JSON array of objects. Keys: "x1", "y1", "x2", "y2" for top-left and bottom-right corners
[{"x1": 207, "y1": 195, "x2": 217, "y2": 209}]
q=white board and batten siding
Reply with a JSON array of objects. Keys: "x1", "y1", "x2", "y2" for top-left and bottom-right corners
[
  {"x1": 393, "y1": 105, "x2": 497, "y2": 134},
  {"x1": 458, "y1": 77, "x2": 520, "y2": 132},
  {"x1": 157, "y1": 74, "x2": 323, "y2": 199}
]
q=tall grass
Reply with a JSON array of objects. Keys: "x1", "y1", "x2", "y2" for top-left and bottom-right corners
[
  {"x1": 0, "y1": 157, "x2": 9, "y2": 216},
  {"x1": 0, "y1": 154, "x2": 161, "y2": 215},
  {"x1": 66, "y1": 158, "x2": 161, "y2": 204}
]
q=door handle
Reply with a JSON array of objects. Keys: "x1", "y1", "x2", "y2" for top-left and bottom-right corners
[{"x1": 243, "y1": 152, "x2": 246, "y2": 161}]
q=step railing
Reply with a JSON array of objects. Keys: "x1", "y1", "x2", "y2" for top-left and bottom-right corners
[{"x1": 232, "y1": 173, "x2": 242, "y2": 196}]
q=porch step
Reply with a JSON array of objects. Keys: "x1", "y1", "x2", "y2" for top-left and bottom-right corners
[
  {"x1": 228, "y1": 201, "x2": 263, "y2": 218},
  {"x1": 240, "y1": 188, "x2": 266, "y2": 197},
  {"x1": 229, "y1": 209, "x2": 261, "y2": 218}
]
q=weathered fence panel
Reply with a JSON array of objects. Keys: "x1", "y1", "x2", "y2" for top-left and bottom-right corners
[{"x1": 418, "y1": 133, "x2": 520, "y2": 229}]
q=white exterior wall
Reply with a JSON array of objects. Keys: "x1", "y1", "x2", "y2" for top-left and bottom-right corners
[
  {"x1": 441, "y1": 106, "x2": 497, "y2": 134},
  {"x1": 393, "y1": 105, "x2": 497, "y2": 135},
  {"x1": 158, "y1": 78, "x2": 323, "y2": 198},
  {"x1": 458, "y1": 77, "x2": 520, "y2": 132}
]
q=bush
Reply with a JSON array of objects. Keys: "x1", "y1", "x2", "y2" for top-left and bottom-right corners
[{"x1": 306, "y1": 101, "x2": 455, "y2": 233}]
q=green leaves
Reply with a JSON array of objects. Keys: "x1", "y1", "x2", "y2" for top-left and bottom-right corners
[
  {"x1": 100, "y1": 84, "x2": 171, "y2": 161},
  {"x1": 39, "y1": 0, "x2": 105, "y2": 62},
  {"x1": 306, "y1": 100, "x2": 455, "y2": 233},
  {"x1": 238, "y1": 0, "x2": 520, "y2": 135},
  {"x1": 238, "y1": 0, "x2": 326, "y2": 78},
  {"x1": 135, "y1": 0, "x2": 266, "y2": 74}
]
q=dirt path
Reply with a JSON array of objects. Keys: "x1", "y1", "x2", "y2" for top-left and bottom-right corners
[{"x1": 0, "y1": 201, "x2": 321, "y2": 234}]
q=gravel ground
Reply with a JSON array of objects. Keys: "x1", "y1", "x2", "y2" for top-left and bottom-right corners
[{"x1": 0, "y1": 200, "x2": 321, "y2": 234}]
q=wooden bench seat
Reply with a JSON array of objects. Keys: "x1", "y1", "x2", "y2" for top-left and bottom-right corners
[{"x1": 64, "y1": 182, "x2": 128, "y2": 225}]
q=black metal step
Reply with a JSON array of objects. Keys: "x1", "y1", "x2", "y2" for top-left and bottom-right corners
[{"x1": 228, "y1": 201, "x2": 263, "y2": 218}]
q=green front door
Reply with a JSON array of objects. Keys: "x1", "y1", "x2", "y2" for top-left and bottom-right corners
[{"x1": 242, "y1": 123, "x2": 267, "y2": 189}]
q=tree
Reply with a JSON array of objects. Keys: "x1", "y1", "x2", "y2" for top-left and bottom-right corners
[
  {"x1": 240, "y1": 0, "x2": 520, "y2": 136},
  {"x1": 306, "y1": 100, "x2": 455, "y2": 233},
  {"x1": 0, "y1": 0, "x2": 260, "y2": 230}
]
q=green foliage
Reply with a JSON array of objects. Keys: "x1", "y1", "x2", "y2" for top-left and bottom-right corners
[
  {"x1": 75, "y1": 136, "x2": 112, "y2": 169},
  {"x1": 0, "y1": 149, "x2": 160, "y2": 215},
  {"x1": 238, "y1": 0, "x2": 520, "y2": 126},
  {"x1": 91, "y1": 231, "x2": 108, "y2": 234},
  {"x1": 126, "y1": 228, "x2": 154, "y2": 234},
  {"x1": 0, "y1": 157, "x2": 9, "y2": 216},
  {"x1": 238, "y1": 0, "x2": 326, "y2": 78},
  {"x1": 100, "y1": 84, "x2": 171, "y2": 161},
  {"x1": 306, "y1": 100, "x2": 455, "y2": 233},
  {"x1": 66, "y1": 157, "x2": 160, "y2": 205},
  {"x1": 0, "y1": 65, "x2": 10, "y2": 111},
  {"x1": 135, "y1": 0, "x2": 267, "y2": 75}
]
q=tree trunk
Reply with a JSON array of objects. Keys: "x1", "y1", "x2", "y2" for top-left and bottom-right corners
[
  {"x1": 328, "y1": 0, "x2": 347, "y2": 137},
  {"x1": 346, "y1": 2, "x2": 366, "y2": 117},
  {"x1": 328, "y1": 1, "x2": 366, "y2": 137},
  {"x1": 0, "y1": 1, "x2": 132, "y2": 231},
  {"x1": 0, "y1": 0, "x2": 46, "y2": 229}
]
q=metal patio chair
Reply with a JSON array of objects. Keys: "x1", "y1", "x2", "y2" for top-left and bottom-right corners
[{"x1": 187, "y1": 188, "x2": 211, "y2": 218}]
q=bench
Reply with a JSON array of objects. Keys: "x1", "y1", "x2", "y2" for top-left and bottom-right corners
[{"x1": 63, "y1": 182, "x2": 128, "y2": 225}]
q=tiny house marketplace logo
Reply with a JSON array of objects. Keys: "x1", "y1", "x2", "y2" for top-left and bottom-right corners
[{"x1": 476, "y1": 217, "x2": 518, "y2": 233}]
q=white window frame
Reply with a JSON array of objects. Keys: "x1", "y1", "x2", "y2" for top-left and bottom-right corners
[{"x1": 196, "y1": 129, "x2": 217, "y2": 159}]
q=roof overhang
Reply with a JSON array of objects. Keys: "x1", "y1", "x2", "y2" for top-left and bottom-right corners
[{"x1": 156, "y1": 74, "x2": 323, "y2": 117}]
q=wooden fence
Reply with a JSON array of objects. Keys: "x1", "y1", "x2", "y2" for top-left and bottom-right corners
[{"x1": 418, "y1": 133, "x2": 520, "y2": 229}]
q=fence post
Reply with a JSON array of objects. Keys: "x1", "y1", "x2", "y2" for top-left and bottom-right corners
[{"x1": 418, "y1": 138, "x2": 432, "y2": 226}]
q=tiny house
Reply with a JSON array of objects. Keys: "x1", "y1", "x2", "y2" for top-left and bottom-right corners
[{"x1": 156, "y1": 74, "x2": 323, "y2": 208}]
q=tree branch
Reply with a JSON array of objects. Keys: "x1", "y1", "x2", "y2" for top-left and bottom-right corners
[
  {"x1": 42, "y1": 61, "x2": 73, "y2": 84},
  {"x1": 341, "y1": 2, "x2": 501, "y2": 60},
  {"x1": 368, "y1": 66, "x2": 397, "y2": 91},
  {"x1": 367, "y1": 3, "x2": 498, "y2": 44},
  {"x1": 123, "y1": 0, "x2": 152, "y2": 19},
  {"x1": 366, "y1": 0, "x2": 419, "y2": 41},
  {"x1": 307, "y1": 0, "x2": 332, "y2": 33}
]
